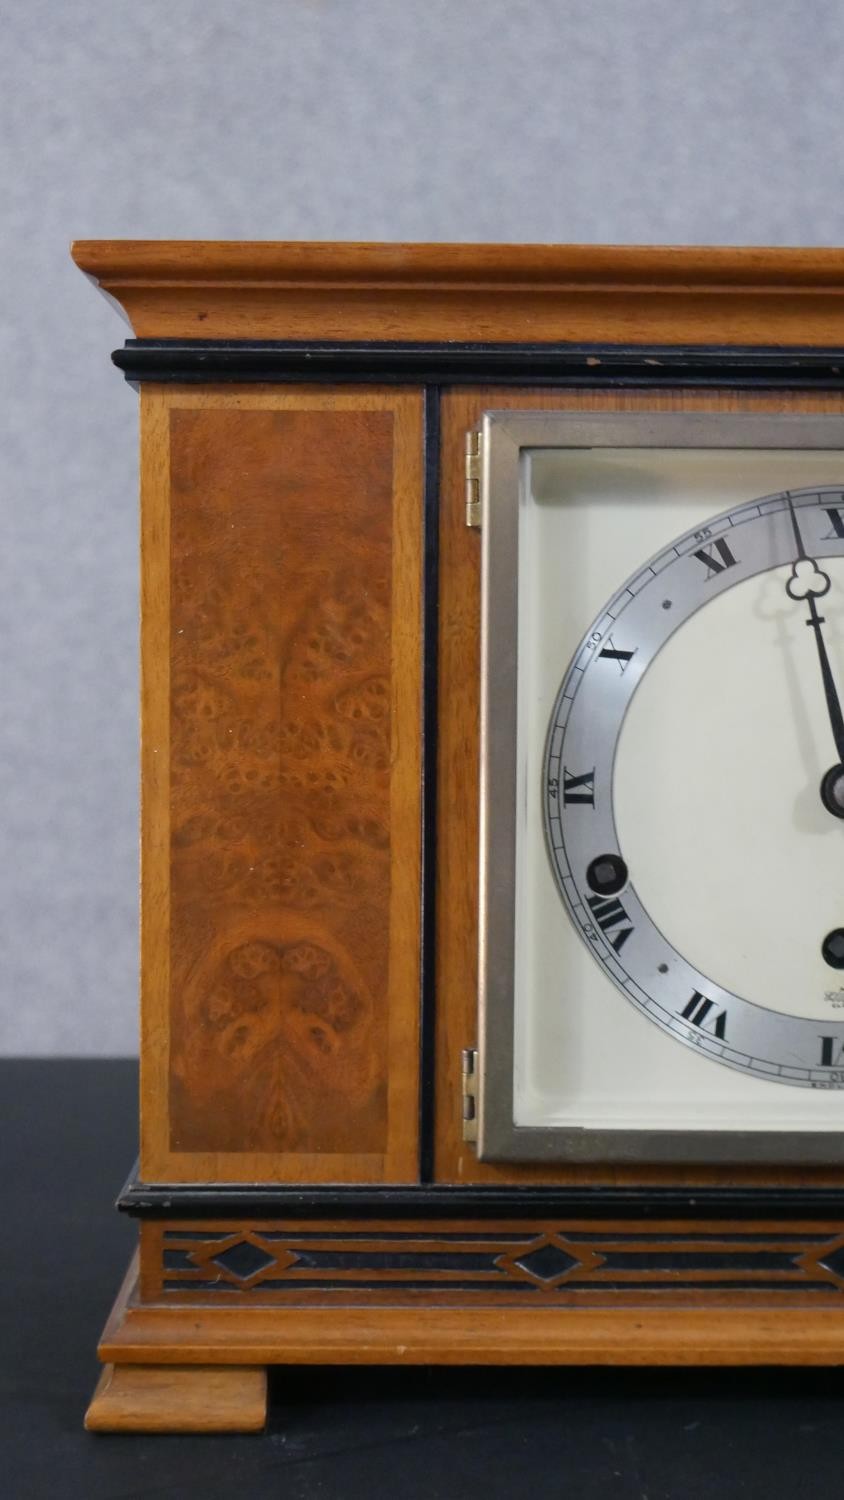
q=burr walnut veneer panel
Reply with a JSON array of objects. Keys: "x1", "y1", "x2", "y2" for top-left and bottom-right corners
[{"x1": 141, "y1": 387, "x2": 423, "y2": 1183}]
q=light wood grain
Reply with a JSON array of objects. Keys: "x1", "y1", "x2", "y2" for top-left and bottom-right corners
[
  {"x1": 102, "y1": 1307, "x2": 844, "y2": 1365},
  {"x1": 97, "y1": 1256, "x2": 844, "y2": 1366},
  {"x1": 140, "y1": 386, "x2": 423, "y2": 1184},
  {"x1": 85, "y1": 1362, "x2": 267, "y2": 1432},
  {"x1": 71, "y1": 241, "x2": 844, "y2": 343}
]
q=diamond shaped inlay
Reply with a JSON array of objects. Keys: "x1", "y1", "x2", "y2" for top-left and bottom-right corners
[
  {"x1": 213, "y1": 1239, "x2": 277, "y2": 1281},
  {"x1": 819, "y1": 1243, "x2": 844, "y2": 1280},
  {"x1": 514, "y1": 1240, "x2": 580, "y2": 1283}
]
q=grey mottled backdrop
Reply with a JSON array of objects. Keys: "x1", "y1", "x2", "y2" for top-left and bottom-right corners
[{"x1": 2, "y1": 0, "x2": 844, "y2": 1053}]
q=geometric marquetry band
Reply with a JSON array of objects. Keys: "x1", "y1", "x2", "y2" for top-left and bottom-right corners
[{"x1": 151, "y1": 1223, "x2": 844, "y2": 1299}]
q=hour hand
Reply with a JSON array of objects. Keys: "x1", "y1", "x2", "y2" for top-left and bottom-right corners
[
  {"x1": 784, "y1": 491, "x2": 830, "y2": 587},
  {"x1": 785, "y1": 556, "x2": 831, "y2": 603}
]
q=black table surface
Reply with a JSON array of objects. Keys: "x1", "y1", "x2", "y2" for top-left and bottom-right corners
[{"x1": 4, "y1": 1058, "x2": 844, "y2": 1499}]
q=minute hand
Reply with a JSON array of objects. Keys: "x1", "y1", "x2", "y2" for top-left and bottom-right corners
[
  {"x1": 804, "y1": 591, "x2": 844, "y2": 764},
  {"x1": 784, "y1": 494, "x2": 844, "y2": 764}
]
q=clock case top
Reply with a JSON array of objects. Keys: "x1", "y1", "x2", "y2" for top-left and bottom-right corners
[{"x1": 72, "y1": 241, "x2": 844, "y2": 1223}]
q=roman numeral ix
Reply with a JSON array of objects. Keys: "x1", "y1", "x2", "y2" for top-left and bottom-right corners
[
  {"x1": 586, "y1": 894, "x2": 633, "y2": 953},
  {"x1": 692, "y1": 536, "x2": 738, "y2": 578},
  {"x1": 680, "y1": 990, "x2": 727, "y2": 1039},
  {"x1": 599, "y1": 636, "x2": 636, "y2": 673},
  {"x1": 562, "y1": 768, "x2": 595, "y2": 806}
]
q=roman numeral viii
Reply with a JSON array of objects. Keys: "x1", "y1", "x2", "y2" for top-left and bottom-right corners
[
  {"x1": 680, "y1": 990, "x2": 727, "y2": 1039},
  {"x1": 586, "y1": 895, "x2": 633, "y2": 953},
  {"x1": 562, "y1": 768, "x2": 595, "y2": 806},
  {"x1": 692, "y1": 536, "x2": 738, "y2": 578}
]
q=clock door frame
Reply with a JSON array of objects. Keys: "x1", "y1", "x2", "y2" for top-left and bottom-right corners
[{"x1": 475, "y1": 408, "x2": 844, "y2": 1165}]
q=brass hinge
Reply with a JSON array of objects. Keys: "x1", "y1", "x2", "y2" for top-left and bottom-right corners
[
  {"x1": 461, "y1": 1046, "x2": 478, "y2": 1143},
  {"x1": 465, "y1": 429, "x2": 482, "y2": 529}
]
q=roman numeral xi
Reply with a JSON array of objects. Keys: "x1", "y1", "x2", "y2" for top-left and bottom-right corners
[{"x1": 692, "y1": 536, "x2": 738, "y2": 578}]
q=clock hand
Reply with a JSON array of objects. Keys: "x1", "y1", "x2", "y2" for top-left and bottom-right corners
[
  {"x1": 785, "y1": 489, "x2": 812, "y2": 563},
  {"x1": 783, "y1": 493, "x2": 844, "y2": 772},
  {"x1": 803, "y1": 592, "x2": 844, "y2": 765}
]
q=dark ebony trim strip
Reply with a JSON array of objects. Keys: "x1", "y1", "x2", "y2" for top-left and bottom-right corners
[
  {"x1": 419, "y1": 387, "x2": 440, "y2": 1183},
  {"x1": 117, "y1": 1166, "x2": 844, "y2": 1220},
  {"x1": 113, "y1": 339, "x2": 844, "y2": 388},
  {"x1": 160, "y1": 1279, "x2": 838, "y2": 1295}
]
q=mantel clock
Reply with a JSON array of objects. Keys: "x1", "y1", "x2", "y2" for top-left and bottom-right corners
[{"x1": 72, "y1": 241, "x2": 844, "y2": 1432}]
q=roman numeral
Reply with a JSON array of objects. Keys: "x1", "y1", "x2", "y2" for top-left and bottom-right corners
[
  {"x1": 681, "y1": 990, "x2": 727, "y2": 1039},
  {"x1": 692, "y1": 536, "x2": 738, "y2": 578},
  {"x1": 599, "y1": 636, "x2": 636, "y2": 673},
  {"x1": 586, "y1": 894, "x2": 633, "y2": 953},
  {"x1": 823, "y1": 507, "x2": 844, "y2": 541},
  {"x1": 819, "y1": 1036, "x2": 844, "y2": 1067},
  {"x1": 562, "y1": 768, "x2": 595, "y2": 806}
]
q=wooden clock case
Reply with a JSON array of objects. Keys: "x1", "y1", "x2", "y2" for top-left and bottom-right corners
[{"x1": 71, "y1": 242, "x2": 844, "y2": 1432}]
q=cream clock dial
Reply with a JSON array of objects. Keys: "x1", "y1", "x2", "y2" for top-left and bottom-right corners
[{"x1": 545, "y1": 486, "x2": 844, "y2": 1089}]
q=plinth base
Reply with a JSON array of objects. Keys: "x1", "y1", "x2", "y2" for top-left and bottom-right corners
[{"x1": 85, "y1": 1250, "x2": 844, "y2": 1430}]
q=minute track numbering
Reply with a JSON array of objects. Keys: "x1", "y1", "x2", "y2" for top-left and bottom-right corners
[{"x1": 543, "y1": 485, "x2": 844, "y2": 1089}]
